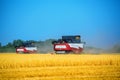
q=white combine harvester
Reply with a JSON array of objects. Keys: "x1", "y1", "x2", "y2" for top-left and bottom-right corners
[{"x1": 16, "y1": 42, "x2": 37, "y2": 53}]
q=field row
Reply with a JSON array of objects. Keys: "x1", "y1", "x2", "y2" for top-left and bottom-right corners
[
  {"x1": 0, "y1": 53, "x2": 120, "y2": 68},
  {"x1": 0, "y1": 66, "x2": 120, "y2": 80}
]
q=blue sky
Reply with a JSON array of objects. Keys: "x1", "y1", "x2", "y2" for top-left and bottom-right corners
[{"x1": 0, "y1": 0, "x2": 120, "y2": 49}]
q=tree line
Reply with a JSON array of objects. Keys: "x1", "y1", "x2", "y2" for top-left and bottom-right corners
[{"x1": 0, "y1": 39, "x2": 120, "y2": 53}]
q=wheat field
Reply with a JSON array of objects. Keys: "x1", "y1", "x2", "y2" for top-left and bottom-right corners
[{"x1": 0, "y1": 53, "x2": 120, "y2": 80}]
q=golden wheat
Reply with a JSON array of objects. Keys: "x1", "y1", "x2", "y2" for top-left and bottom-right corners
[{"x1": 0, "y1": 53, "x2": 120, "y2": 80}]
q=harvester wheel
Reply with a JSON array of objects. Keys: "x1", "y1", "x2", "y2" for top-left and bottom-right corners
[{"x1": 18, "y1": 51, "x2": 23, "y2": 54}]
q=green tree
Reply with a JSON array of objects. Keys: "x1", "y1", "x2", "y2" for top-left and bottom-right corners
[
  {"x1": 13, "y1": 39, "x2": 24, "y2": 47},
  {"x1": 0, "y1": 42, "x2": 1, "y2": 47},
  {"x1": 6, "y1": 42, "x2": 13, "y2": 47}
]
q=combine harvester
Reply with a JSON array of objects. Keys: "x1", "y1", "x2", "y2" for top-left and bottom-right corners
[
  {"x1": 16, "y1": 42, "x2": 37, "y2": 53},
  {"x1": 52, "y1": 35, "x2": 85, "y2": 54}
]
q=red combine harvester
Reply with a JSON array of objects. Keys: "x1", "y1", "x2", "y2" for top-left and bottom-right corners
[
  {"x1": 16, "y1": 42, "x2": 37, "y2": 53},
  {"x1": 52, "y1": 35, "x2": 85, "y2": 53}
]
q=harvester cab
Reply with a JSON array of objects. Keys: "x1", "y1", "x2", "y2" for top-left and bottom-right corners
[
  {"x1": 16, "y1": 42, "x2": 37, "y2": 53},
  {"x1": 52, "y1": 35, "x2": 85, "y2": 53}
]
